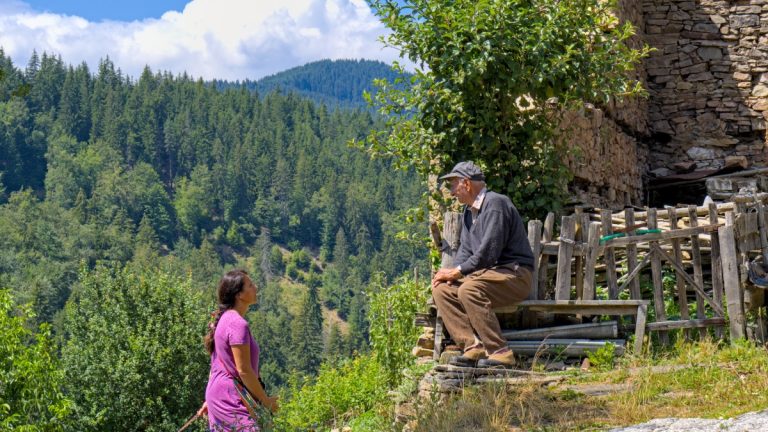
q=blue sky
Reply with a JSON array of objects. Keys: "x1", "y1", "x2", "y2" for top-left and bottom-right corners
[
  {"x1": 0, "y1": 0, "x2": 404, "y2": 80},
  {"x1": 17, "y1": 0, "x2": 191, "y2": 22}
]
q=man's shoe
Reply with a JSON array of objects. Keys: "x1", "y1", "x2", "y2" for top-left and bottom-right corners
[
  {"x1": 448, "y1": 346, "x2": 487, "y2": 367},
  {"x1": 477, "y1": 349, "x2": 516, "y2": 369}
]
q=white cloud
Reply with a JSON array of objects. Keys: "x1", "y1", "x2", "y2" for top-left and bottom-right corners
[{"x1": 0, "y1": 0, "x2": 405, "y2": 80}]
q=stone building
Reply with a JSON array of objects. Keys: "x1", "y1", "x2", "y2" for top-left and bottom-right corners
[{"x1": 566, "y1": 0, "x2": 768, "y2": 208}]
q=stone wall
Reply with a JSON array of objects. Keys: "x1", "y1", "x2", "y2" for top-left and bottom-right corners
[
  {"x1": 564, "y1": 0, "x2": 650, "y2": 209},
  {"x1": 642, "y1": 0, "x2": 768, "y2": 173}
]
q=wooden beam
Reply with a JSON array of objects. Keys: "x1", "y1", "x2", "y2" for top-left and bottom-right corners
[
  {"x1": 650, "y1": 244, "x2": 724, "y2": 317},
  {"x1": 555, "y1": 215, "x2": 576, "y2": 300},
  {"x1": 719, "y1": 223, "x2": 746, "y2": 341},
  {"x1": 646, "y1": 317, "x2": 727, "y2": 331}
]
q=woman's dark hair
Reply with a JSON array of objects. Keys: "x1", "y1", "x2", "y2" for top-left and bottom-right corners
[{"x1": 204, "y1": 269, "x2": 250, "y2": 355}]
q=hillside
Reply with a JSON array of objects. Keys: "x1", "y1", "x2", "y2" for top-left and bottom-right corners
[{"x1": 213, "y1": 59, "x2": 405, "y2": 110}]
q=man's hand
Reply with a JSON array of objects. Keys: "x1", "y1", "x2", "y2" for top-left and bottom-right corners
[{"x1": 432, "y1": 267, "x2": 462, "y2": 288}]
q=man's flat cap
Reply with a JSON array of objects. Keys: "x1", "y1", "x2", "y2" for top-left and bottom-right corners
[{"x1": 438, "y1": 161, "x2": 485, "y2": 181}]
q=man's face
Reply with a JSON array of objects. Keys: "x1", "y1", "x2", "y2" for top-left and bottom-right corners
[{"x1": 448, "y1": 177, "x2": 473, "y2": 205}]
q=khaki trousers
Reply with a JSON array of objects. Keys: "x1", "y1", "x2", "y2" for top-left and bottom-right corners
[{"x1": 433, "y1": 264, "x2": 532, "y2": 353}]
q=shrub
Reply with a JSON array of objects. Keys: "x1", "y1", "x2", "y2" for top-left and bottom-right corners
[
  {"x1": 0, "y1": 289, "x2": 73, "y2": 431},
  {"x1": 274, "y1": 355, "x2": 388, "y2": 431}
]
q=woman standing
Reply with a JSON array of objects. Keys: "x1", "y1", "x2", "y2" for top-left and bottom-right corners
[{"x1": 198, "y1": 269, "x2": 278, "y2": 431}]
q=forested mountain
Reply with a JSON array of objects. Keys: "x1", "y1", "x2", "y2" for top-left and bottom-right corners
[
  {"x1": 0, "y1": 50, "x2": 426, "y2": 399},
  {"x1": 213, "y1": 59, "x2": 404, "y2": 109}
]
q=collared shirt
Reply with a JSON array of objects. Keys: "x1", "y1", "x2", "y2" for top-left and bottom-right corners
[{"x1": 469, "y1": 187, "x2": 487, "y2": 224}]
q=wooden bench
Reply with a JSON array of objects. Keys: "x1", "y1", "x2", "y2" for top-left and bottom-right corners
[{"x1": 433, "y1": 299, "x2": 649, "y2": 360}]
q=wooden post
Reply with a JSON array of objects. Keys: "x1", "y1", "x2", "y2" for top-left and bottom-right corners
[
  {"x1": 441, "y1": 212, "x2": 463, "y2": 269},
  {"x1": 527, "y1": 220, "x2": 543, "y2": 300},
  {"x1": 601, "y1": 209, "x2": 619, "y2": 300},
  {"x1": 434, "y1": 212, "x2": 463, "y2": 360},
  {"x1": 719, "y1": 221, "x2": 746, "y2": 341},
  {"x1": 688, "y1": 205, "x2": 707, "y2": 339},
  {"x1": 574, "y1": 207, "x2": 587, "y2": 300},
  {"x1": 634, "y1": 303, "x2": 648, "y2": 355},
  {"x1": 538, "y1": 212, "x2": 555, "y2": 295},
  {"x1": 709, "y1": 203, "x2": 725, "y2": 339},
  {"x1": 648, "y1": 208, "x2": 669, "y2": 345},
  {"x1": 555, "y1": 216, "x2": 576, "y2": 300},
  {"x1": 625, "y1": 208, "x2": 642, "y2": 300},
  {"x1": 526, "y1": 220, "x2": 543, "y2": 328},
  {"x1": 759, "y1": 203, "x2": 768, "y2": 265},
  {"x1": 667, "y1": 206, "x2": 691, "y2": 338},
  {"x1": 583, "y1": 222, "x2": 601, "y2": 301}
]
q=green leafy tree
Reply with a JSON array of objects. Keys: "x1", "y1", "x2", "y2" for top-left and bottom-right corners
[
  {"x1": 0, "y1": 289, "x2": 73, "y2": 431},
  {"x1": 60, "y1": 265, "x2": 210, "y2": 431},
  {"x1": 364, "y1": 0, "x2": 650, "y2": 218},
  {"x1": 367, "y1": 274, "x2": 430, "y2": 385}
]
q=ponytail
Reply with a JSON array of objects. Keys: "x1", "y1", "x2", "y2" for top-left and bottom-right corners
[{"x1": 204, "y1": 269, "x2": 250, "y2": 355}]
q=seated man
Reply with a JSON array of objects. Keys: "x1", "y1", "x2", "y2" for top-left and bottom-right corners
[{"x1": 432, "y1": 161, "x2": 534, "y2": 368}]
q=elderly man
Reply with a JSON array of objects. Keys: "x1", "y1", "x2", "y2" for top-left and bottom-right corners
[{"x1": 432, "y1": 161, "x2": 534, "y2": 368}]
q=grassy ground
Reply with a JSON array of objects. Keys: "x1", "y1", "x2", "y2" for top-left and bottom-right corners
[{"x1": 407, "y1": 339, "x2": 768, "y2": 431}]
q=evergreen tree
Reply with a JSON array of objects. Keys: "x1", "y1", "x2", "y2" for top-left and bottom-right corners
[{"x1": 290, "y1": 282, "x2": 323, "y2": 375}]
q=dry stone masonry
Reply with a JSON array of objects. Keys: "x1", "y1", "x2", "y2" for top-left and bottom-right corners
[
  {"x1": 642, "y1": 0, "x2": 768, "y2": 170},
  {"x1": 564, "y1": 0, "x2": 768, "y2": 208}
]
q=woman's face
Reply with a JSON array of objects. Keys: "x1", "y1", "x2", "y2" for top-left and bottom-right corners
[{"x1": 238, "y1": 276, "x2": 258, "y2": 306}]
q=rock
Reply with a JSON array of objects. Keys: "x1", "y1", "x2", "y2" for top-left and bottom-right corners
[
  {"x1": 697, "y1": 47, "x2": 723, "y2": 60},
  {"x1": 752, "y1": 84, "x2": 768, "y2": 97},
  {"x1": 412, "y1": 346, "x2": 434, "y2": 357},
  {"x1": 730, "y1": 14, "x2": 760, "y2": 29},
  {"x1": 687, "y1": 146, "x2": 716, "y2": 160},
  {"x1": 725, "y1": 156, "x2": 749, "y2": 169}
]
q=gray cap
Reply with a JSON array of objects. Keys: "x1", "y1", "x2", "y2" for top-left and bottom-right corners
[{"x1": 438, "y1": 161, "x2": 485, "y2": 181}]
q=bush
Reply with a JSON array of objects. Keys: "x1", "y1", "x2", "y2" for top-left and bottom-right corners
[
  {"x1": 0, "y1": 289, "x2": 73, "y2": 431},
  {"x1": 368, "y1": 274, "x2": 430, "y2": 385},
  {"x1": 61, "y1": 264, "x2": 210, "y2": 431},
  {"x1": 274, "y1": 355, "x2": 388, "y2": 431}
]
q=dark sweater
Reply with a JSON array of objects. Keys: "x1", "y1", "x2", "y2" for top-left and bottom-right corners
[{"x1": 454, "y1": 191, "x2": 534, "y2": 275}]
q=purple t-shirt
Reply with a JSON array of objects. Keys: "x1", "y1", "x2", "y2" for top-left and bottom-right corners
[{"x1": 205, "y1": 310, "x2": 260, "y2": 431}]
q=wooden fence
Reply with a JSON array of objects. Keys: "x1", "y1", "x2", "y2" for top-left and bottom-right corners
[{"x1": 433, "y1": 197, "x2": 768, "y2": 355}]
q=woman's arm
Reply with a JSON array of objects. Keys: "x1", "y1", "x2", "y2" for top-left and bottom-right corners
[{"x1": 231, "y1": 344, "x2": 279, "y2": 413}]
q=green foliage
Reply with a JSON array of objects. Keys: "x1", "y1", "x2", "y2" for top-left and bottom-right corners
[
  {"x1": 364, "y1": 0, "x2": 650, "y2": 218},
  {"x1": 274, "y1": 355, "x2": 389, "y2": 431},
  {"x1": 367, "y1": 274, "x2": 430, "y2": 385},
  {"x1": 60, "y1": 265, "x2": 210, "y2": 431},
  {"x1": 0, "y1": 289, "x2": 73, "y2": 431},
  {"x1": 586, "y1": 342, "x2": 616, "y2": 371}
]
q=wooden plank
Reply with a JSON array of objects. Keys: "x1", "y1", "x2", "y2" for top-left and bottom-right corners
[
  {"x1": 495, "y1": 300, "x2": 648, "y2": 315},
  {"x1": 602, "y1": 209, "x2": 619, "y2": 300},
  {"x1": 719, "y1": 223, "x2": 746, "y2": 341},
  {"x1": 634, "y1": 303, "x2": 648, "y2": 354},
  {"x1": 625, "y1": 208, "x2": 641, "y2": 300},
  {"x1": 667, "y1": 206, "x2": 691, "y2": 337},
  {"x1": 505, "y1": 339, "x2": 627, "y2": 357},
  {"x1": 759, "y1": 203, "x2": 768, "y2": 264},
  {"x1": 526, "y1": 219, "x2": 543, "y2": 328},
  {"x1": 502, "y1": 321, "x2": 618, "y2": 340},
  {"x1": 650, "y1": 244, "x2": 724, "y2": 317},
  {"x1": 527, "y1": 220, "x2": 543, "y2": 301},
  {"x1": 538, "y1": 212, "x2": 555, "y2": 295},
  {"x1": 709, "y1": 202, "x2": 725, "y2": 339},
  {"x1": 555, "y1": 216, "x2": 576, "y2": 300},
  {"x1": 648, "y1": 208, "x2": 669, "y2": 344},
  {"x1": 583, "y1": 222, "x2": 601, "y2": 301},
  {"x1": 601, "y1": 223, "x2": 723, "y2": 247},
  {"x1": 617, "y1": 253, "x2": 651, "y2": 295},
  {"x1": 688, "y1": 205, "x2": 707, "y2": 339},
  {"x1": 646, "y1": 317, "x2": 727, "y2": 331},
  {"x1": 622, "y1": 201, "x2": 736, "y2": 221},
  {"x1": 574, "y1": 208, "x2": 586, "y2": 299}
]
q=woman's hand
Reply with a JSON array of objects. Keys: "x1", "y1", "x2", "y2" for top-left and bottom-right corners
[
  {"x1": 264, "y1": 395, "x2": 279, "y2": 413},
  {"x1": 196, "y1": 401, "x2": 208, "y2": 418}
]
